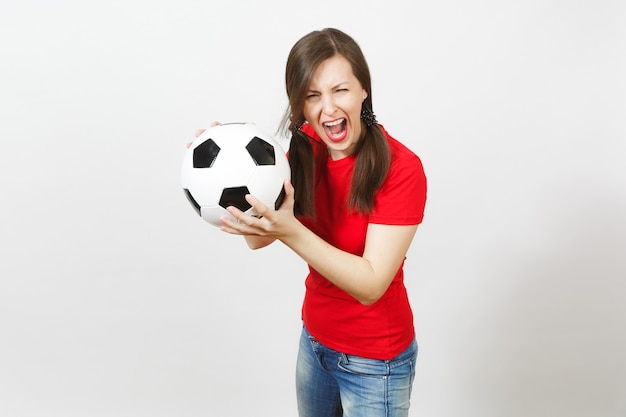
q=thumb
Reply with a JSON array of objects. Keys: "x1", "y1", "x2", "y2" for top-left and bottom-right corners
[{"x1": 284, "y1": 178, "x2": 295, "y2": 195}]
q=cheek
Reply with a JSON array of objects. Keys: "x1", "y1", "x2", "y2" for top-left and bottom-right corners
[
  {"x1": 345, "y1": 93, "x2": 364, "y2": 113},
  {"x1": 304, "y1": 104, "x2": 327, "y2": 128},
  {"x1": 346, "y1": 100, "x2": 363, "y2": 122},
  {"x1": 302, "y1": 104, "x2": 316, "y2": 123}
]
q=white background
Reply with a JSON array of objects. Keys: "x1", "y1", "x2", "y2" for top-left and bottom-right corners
[{"x1": 1, "y1": 0, "x2": 625, "y2": 416}]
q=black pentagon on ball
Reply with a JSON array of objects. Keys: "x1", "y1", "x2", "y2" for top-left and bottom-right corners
[
  {"x1": 219, "y1": 186, "x2": 252, "y2": 211},
  {"x1": 274, "y1": 184, "x2": 287, "y2": 210},
  {"x1": 193, "y1": 138, "x2": 221, "y2": 168},
  {"x1": 183, "y1": 189, "x2": 201, "y2": 216},
  {"x1": 246, "y1": 136, "x2": 275, "y2": 166}
]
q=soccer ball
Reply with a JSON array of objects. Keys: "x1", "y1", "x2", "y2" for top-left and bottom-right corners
[{"x1": 181, "y1": 123, "x2": 290, "y2": 227}]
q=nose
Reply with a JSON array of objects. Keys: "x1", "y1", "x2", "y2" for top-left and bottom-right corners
[{"x1": 321, "y1": 94, "x2": 337, "y2": 116}]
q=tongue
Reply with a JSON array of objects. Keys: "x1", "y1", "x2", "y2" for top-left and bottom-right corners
[{"x1": 328, "y1": 121, "x2": 344, "y2": 136}]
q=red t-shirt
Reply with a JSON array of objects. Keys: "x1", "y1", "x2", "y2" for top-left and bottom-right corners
[{"x1": 298, "y1": 124, "x2": 427, "y2": 360}]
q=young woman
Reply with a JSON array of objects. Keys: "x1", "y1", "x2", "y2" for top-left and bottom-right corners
[{"x1": 219, "y1": 28, "x2": 427, "y2": 417}]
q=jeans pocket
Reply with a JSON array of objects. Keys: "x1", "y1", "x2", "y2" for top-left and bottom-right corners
[{"x1": 337, "y1": 354, "x2": 389, "y2": 379}]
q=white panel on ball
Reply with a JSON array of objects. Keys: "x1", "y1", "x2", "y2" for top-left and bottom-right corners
[{"x1": 181, "y1": 123, "x2": 291, "y2": 227}]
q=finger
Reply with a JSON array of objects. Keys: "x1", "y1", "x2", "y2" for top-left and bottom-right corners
[
  {"x1": 221, "y1": 209, "x2": 264, "y2": 237},
  {"x1": 225, "y1": 205, "x2": 257, "y2": 228},
  {"x1": 244, "y1": 194, "x2": 273, "y2": 220},
  {"x1": 284, "y1": 178, "x2": 295, "y2": 196},
  {"x1": 244, "y1": 193, "x2": 266, "y2": 211},
  {"x1": 220, "y1": 222, "x2": 244, "y2": 235},
  {"x1": 220, "y1": 212, "x2": 245, "y2": 233},
  {"x1": 195, "y1": 121, "x2": 222, "y2": 138}
]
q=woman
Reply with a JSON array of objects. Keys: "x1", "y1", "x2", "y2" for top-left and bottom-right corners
[{"x1": 219, "y1": 28, "x2": 427, "y2": 417}]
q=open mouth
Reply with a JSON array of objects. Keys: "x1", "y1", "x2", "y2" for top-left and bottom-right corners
[{"x1": 323, "y1": 118, "x2": 347, "y2": 142}]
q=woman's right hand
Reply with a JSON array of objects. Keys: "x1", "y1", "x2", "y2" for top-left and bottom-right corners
[{"x1": 186, "y1": 121, "x2": 221, "y2": 148}]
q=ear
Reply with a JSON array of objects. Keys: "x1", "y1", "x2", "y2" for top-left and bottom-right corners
[{"x1": 363, "y1": 90, "x2": 368, "y2": 101}]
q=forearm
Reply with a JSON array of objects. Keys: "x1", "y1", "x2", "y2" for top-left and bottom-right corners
[
  {"x1": 244, "y1": 235, "x2": 276, "y2": 249},
  {"x1": 218, "y1": 186, "x2": 414, "y2": 304},
  {"x1": 281, "y1": 223, "x2": 386, "y2": 305}
]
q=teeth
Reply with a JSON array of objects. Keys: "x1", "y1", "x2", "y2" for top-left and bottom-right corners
[{"x1": 323, "y1": 119, "x2": 344, "y2": 127}]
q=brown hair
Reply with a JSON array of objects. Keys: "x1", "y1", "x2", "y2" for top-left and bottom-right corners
[{"x1": 280, "y1": 28, "x2": 390, "y2": 217}]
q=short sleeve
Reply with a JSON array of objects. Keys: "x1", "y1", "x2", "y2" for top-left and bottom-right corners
[{"x1": 369, "y1": 150, "x2": 427, "y2": 225}]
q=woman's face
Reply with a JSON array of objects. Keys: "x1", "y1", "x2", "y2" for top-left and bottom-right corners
[{"x1": 303, "y1": 55, "x2": 367, "y2": 160}]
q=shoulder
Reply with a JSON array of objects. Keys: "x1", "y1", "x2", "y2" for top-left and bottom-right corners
[
  {"x1": 378, "y1": 125, "x2": 424, "y2": 175},
  {"x1": 301, "y1": 123, "x2": 316, "y2": 137},
  {"x1": 301, "y1": 123, "x2": 321, "y2": 144},
  {"x1": 370, "y1": 125, "x2": 427, "y2": 224},
  {"x1": 299, "y1": 123, "x2": 328, "y2": 160}
]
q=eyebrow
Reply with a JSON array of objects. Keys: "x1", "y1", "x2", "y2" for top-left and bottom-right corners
[{"x1": 307, "y1": 82, "x2": 350, "y2": 93}]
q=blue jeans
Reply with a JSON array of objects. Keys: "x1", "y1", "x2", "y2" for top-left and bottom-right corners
[{"x1": 296, "y1": 326, "x2": 417, "y2": 417}]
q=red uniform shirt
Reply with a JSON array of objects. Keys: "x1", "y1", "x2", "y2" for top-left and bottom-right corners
[{"x1": 298, "y1": 124, "x2": 427, "y2": 360}]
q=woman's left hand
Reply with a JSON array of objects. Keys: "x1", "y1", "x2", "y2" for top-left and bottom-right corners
[{"x1": 219, "y1": 179, "x2": 300, "y2": 241}]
